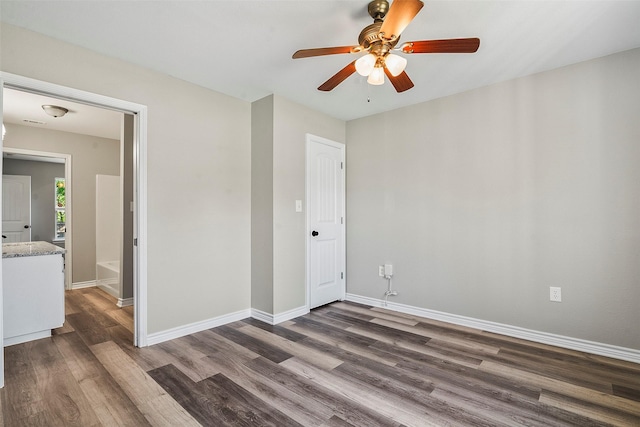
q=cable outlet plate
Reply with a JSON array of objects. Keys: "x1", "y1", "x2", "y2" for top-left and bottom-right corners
[{"x1": 550, "y1": 287, "x2": 562, "y2": 302}]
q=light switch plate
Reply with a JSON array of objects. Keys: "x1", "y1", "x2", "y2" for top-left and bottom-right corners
[{"x1": 295, "y1": 200, "x2": 303, "y2": 212}]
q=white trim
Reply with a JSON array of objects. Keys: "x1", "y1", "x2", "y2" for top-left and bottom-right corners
[
  {"x1": 345, "y1": 293, "x2": 640, "y2": 364},
  {"x1": 2, "y1": 147, "x2": 73, "y2": 290},
  {"x1": 133, "y1": 106, "x2": 148, "y2": 347},
  {"x1": 1, "y1": 72, "x2": 148, "y2": 350},
  {"x1": 305, "y1": 134, "x2": 346, "y2": 311},
  {"x1": 250, "y1": 308, "x2": 274, "y2": 325},
  {"x1": 1, "y1": 74, "x2": 5, "y2": 387},
  {"x1": 251, "y1": 305, "x2": 309, "y2": 325},
  {"x1": 71, "y1": 280, "x2": 97, "y2": 290},
  {"x1": 117, "y1": 297, "x2": 133, "y2": 308},
  {"x1": 146, "y1": 309, "x2": 251, "y2": 346}
]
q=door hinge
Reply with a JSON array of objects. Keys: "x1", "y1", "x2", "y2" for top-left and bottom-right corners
[
  {"x1": 341, "y1": 162, "x2": 343, "y2": 170},
  {"x1": 341, "y1": 272, "x2": 344, "y2": 279},
  {"x1": 134, "y1": 238, "x2": 138, "y2": 246},
  {"x1": 341, "y1": 217, "x2": 343, "y2": 224}
]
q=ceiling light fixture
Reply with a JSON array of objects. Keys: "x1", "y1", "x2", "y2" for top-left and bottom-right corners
[
  {"x1": 384, "y1": 53, "x2": 407, "y2": 77},
  {"x1": 355, "y1": 52, "x2": 406, "y2": 86},
  {"x1": 355, "y1": 53, "x2": 377, "y2": 76},
  {"x1": 42, "y1": 105, "x2": 69, "y2": 118},
  {"x1": 293, "y1": 0, "x2": 480, "y2": 93},
  {"x1": 367, "y1": 66, "x2": 385, "y2": 85}
]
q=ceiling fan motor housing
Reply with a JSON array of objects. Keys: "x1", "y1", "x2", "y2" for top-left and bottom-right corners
[
  {"x1": 360, "y1": 1, "x2": 400, "y2": 54},
  {"x1": 358, "y1": 22, "x2": 399, "y2": 55},
  {"x1": 358, "y1": 22, "x2": 383, "y2": 49},
  {"x1": 368, "y1": 0, "x2": 390, "y2": 20}
]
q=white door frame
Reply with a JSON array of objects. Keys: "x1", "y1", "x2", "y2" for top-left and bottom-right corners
[
  {"x1": 0, "y1": 72, "x2": 149, "y2": 388},
  {"x1": 2, "y1": 148, "x2": 73, "y2": 290},
  {"x1": 305, "y1": 133, "x2": 346, "y2": 310}
]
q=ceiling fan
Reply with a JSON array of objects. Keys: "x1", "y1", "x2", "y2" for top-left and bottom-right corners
[{"x1": 292, "y1": 0, "x2": 480, "y2": 92}]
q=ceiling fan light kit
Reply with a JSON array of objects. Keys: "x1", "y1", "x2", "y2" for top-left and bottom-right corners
[
  {"x1": 355, "y1": 53, "x2": 377, "y2": 76},
  {"x1": 384, "y1": 53, "x2": 407, "y2": 76},
  {"x1": 292, "y1": 0, "x2": 480, "y2": 93},
  {"x1": 368, "y1": 66, "x2": 386, "y2": 85}
]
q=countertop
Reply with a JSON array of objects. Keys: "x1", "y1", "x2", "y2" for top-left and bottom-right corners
[{"x1": 2, "y1": 241, "x2": 66, "y2": 259}]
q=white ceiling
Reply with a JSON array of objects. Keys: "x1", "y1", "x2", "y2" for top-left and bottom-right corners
[
  {"x1": 2, "y1": 0, "x2": 640, "y2": 125},
  {"x1": 3, "y1": 88, "x2": 123, "y2": 140}
]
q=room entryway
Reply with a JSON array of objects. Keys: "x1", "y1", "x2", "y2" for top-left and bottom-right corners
[
  {"x1": 306, "y1": 134, "x2": 346, "y2": 309},
  {"x1": 1, "y1": 72, "x2": 149, "y2": 388}
]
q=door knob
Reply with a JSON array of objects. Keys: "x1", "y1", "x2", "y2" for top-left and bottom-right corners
[
  {"x1": 24, "y1": 225, "x2": 31, "y2": 229},
  {"x1": 311, "y1": 230, "x2": 319, "y2": 237}
]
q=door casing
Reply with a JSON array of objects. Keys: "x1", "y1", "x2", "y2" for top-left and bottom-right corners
[{"x1": 305, "y1": 133, "x2": 346, "y2": 310}]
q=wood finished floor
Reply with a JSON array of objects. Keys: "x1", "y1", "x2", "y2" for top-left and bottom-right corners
[{"x1": 1, "y1": 288, "x2": 640, "y2": 426}]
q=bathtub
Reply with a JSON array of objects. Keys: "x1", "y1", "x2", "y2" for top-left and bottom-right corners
[{"x1": 96, "y1": 260, "x2": 119, "y2": 299}]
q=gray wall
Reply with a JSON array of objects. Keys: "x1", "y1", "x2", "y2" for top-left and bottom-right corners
[
  {"x1": 251, "y1": 95, "x2": 275, "y2": 314},
  {"x1": 346, "y1": 48, "x2": 640, "y2": 350},
  {"x1": 3, "y1": 125, "x2": 120, "y2": 284},
  {"x1": 2, "y1": 158, "x2": 65, "y2": 244},
  {"x1": 120, "y1": 114, "x2": 134, "y2": 300},
  {"x1": 251, "y1": 94, "x2": 345, "y2": 315},
  {"x1": 272, "y1": 95, "x2": 345, "y2": 314},
  {"x1": 2, "y1": 23, "x2": 251, "y2": 334}
]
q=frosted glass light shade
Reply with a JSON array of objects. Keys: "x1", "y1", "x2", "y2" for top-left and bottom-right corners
[
  {"x1": 367, "y1": 66, "x2": 385, "y2": 85},
  {"x1": 355, "y1": 53, "x2": 377, "y2": 76},
  {"x1": 385, "y1": 53, "x2": 407, "y2": 77}
]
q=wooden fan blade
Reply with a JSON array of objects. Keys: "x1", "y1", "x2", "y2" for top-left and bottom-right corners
[
  {"x1": 379, "y1": 0, "x2": 424, "y2": 41},
  {"x1": 400, "y1": 38, "x2": 480, "y2": 54},
  {"x1": 293, "y1": 46, "x2": 357, "y2": 59},
  {"x1": 318, "y1": 61, "x2": 357, "y2": 91},
  {"x1": 384, "y1": 67, "x2": 414, "y2": 92}
]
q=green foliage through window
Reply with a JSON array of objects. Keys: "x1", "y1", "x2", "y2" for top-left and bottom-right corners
[
  {"x1": 55, "y1": 178, "x2": 66, "y2": 240},
  {"x1": 56, "y1": 179, "x2": 65, "y2": 207}
]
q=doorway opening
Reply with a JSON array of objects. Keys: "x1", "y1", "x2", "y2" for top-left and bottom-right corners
[
  {"x1": 2, "y1": 91, "x2": 134, "y2": 342},
  {"x1": 2, "y1": 147, "x2": 72, "y2": 290},
  {"x1": 0, "y1": 72, "x2": 149, "y2": 364}
]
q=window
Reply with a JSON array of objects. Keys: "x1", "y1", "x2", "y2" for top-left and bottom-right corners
[{"x1": 55, "y1": 177, "x2": 66, "y2": 241}]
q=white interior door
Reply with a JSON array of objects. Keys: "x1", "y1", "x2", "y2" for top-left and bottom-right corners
[
  {"x1": 2, "y1": 175, "x2": 31, "y2": 242},
  {"x1": 307, "y1": 134, "x2": 345, "y2": 309}
]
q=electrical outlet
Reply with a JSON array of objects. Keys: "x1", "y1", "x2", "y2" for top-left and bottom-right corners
[
  {"x1": 550, "y1": 287, "x2": 562, "y2": 302},
  {"x1": 378, "y1": 265, "x2": 385, "y2": 277}
]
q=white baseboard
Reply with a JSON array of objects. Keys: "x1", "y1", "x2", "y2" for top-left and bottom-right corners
[
  {"x1": 251, "y1": 305, "x2": 309, "y2": 325},
  {"x1": 345, "y1": 293, "x2": 640, "y2": 364},
  {"x1": 251, "y1": 308, "x2": 274, "y2": 324},
  {"x1": 117, "y1": 297, "x2": 134, "y2": 308},
  {"x1": 146, "y1": 308, "x2": 252, "y2": 346},
  {"x1": 71, "y1": 280, "x2": 96, "y2": 290}
]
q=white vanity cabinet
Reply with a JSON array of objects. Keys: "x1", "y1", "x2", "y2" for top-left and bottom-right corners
[{"x1": 2, "y1": 242, "x2": 65, "y2": 346}]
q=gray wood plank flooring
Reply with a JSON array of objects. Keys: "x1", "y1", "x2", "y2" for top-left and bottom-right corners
[{"x1": 2, "y1": 287, "x2": 639, "y2": 426}]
